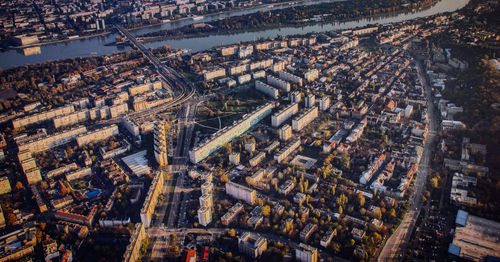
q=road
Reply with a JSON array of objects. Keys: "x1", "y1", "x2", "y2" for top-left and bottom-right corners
[
  {"x1": 146, "y1": 98, "x2": 201, "y2": 261},
  {"x1": 166, "y1": 99, "x2": 199, "y2": 228},
  {"x1": 378, "y1": 59, "x2": 439, "y2": 261},
  {"x1": 115, "y1": 24, "x2": 203, "y2": 261},
  {"x1": 146, "y1": 227, "x2": 346, "y2": 261},
  {"x1": 114, "y1": 25, "x2": 196, "y2": 122}
]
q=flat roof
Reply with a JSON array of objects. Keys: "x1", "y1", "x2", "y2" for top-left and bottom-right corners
[
  {"x1": 122, "y1": 150, "x2": 150, "y2": 177},
  {"x1": 451, "y1": 210, "x2": 500, "y2": 261},
  {"x1": 456, "y1": 209, "x2": 468, "y2": 226}
]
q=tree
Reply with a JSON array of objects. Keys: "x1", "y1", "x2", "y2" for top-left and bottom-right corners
[
  {"x1": 227, "y1": 229, "x2": 236, "y2": 237},
  {"x1": 331, "y1": 242, "x2": 341, "y2": 254},
  {"x1": 389, "y1": 208, "x2": 396, "y2": 218},
  {"x1": 347, "y1": 238, "x2": 356, "y2": 247},
  {"x1": 224, "y1": 143, "x2": 232, "y2": 154},
  {"x1": 357, "y1": 192, "x2": 365, "y2": 207},
  {"x1": 336, "y1": 193, "x2": 348, "y2": 206},
  {"x1": 430, "y1": 177, "x2": 439, "y2": 188},
  {"x1": 170, "y1": 233, "x2": 177, "y2": 242},
  {"x1": 15, "y1": 181, "x2": 24, "y2": 191},
  {"x1": 262, "y1": 205, "x2": 271, "y2": 216}
]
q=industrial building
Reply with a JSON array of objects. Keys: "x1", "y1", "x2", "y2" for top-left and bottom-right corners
[{"x1": 448, "y1": 210, "x2": 500, "y2": 261}]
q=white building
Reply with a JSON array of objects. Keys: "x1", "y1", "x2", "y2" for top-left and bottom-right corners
[
  {"x1": 229, "y1": 152, "x2": 240, "y2": 165},
  {"x1": 154, "y1": 121, "x2": 169, "y2": 167},
  {"x1": 319, "y1": 96, "x2": 330, "y2": 111},
  {"x1": 274, "y1": 139, "x2": 301, "y2": 163},
  {"x1": 279, "y1": 124, "x2": 292, "y2": 141},
  {"x1": 305, "y1": 94, "x2": 316, "y2": 108},
  {"x1": 296, "y1": 243, "x2": 318, "y2": 262},
  {"x1": 198, "y1": 206, "x2": 212, "y2": 226},
  {"x1": 76, "y1": 125, "x2": 119, "y2": 146},
  {"x1": 225, "y1": 181, "x2": 256, "y2": 205},
  {"x1": 255, "y1": 80, "x2": 279, "y2": 99},
  {"x1": 292, "y1": 107, "x2": 318, "y2": 131},
  {"x1": 304, "y1": 69, "x2": 319, "y2": 82},
  {"x1": 271, "y1": 102, "x2": 299, "y2": 127},
  {"x1": 189, "y1": 103, "x2": 274, "y2": 163},
  {"x1": 279, "y1": 71, "x2": 303, "y2": 86},
  {"x1": 267, "y1": 75, "x2": 291, "y2": 92}
]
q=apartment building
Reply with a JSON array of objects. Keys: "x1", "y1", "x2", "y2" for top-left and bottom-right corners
[
  {"x1": 255, "y1": 80, "x2": 279, "y2": 99},
  {"x1": 0, "y1": 177, "x2": 11, "y2": 195},
  {"x1": 198, "y1": 206, "x2": 212, "y2": 227},
  {"x1": 140, "y1": 171, "x2": 164, "y2": 228},
  {"x1": 319, "y1": 96, "x2": 331, "y2": 111},
  {"x1": 17, "y1": 126, "x2": 87, "y2": 153},
  {"x1": 271, "y1": 102, "x2": 298, "y2": 127},
  {"x1": 12, "y1": 104, "x2": 75, "y2": 129},
  {"x1": 154, "y1": 121, "x2": 169, "y2": 167},
  {"x1": 279, "y1": 71, "x2": 303, "y2": 86},
  {"x1": 292, "y1": 107, "x2": 318, "y2": 131},
  {"x1": 296, "y1": 243, "x2": 318, "y2": 262},
  {"x1": 225, "y1": 181, "x2": 256, "y2": 205},
  {"x1": 128, "y1": 81, "x2": 162, "y2": 96},
  {"x1": 274, "y1": 139, "x2": 301, "y2": 163},
  {"x1": 305, "y1": 94, "x2": 316, "y2": 108},
  {"x1": 238, "y1": 232, "x2": 267, "y2": 258},
  {"x1": 266, "y1": 75, "x2": 291, "y2": 92},
  {"x1": 249, "y1": 152, "x2": 266, "y2": 167},
  {"x1": 76, "y1": 125, "x2": 119, "y2": 146},
  {"x1": 279, "y1": 124, "x2": 292, "y2": 141},
  {"x1": 300, "y1": 223, "x2": 318, "y2": 242},
  {"x1": 221, "y1": 203, "x2": 244, "y2": 225},
  {"x1": 123, "y1": 223, "x2": 146, "y2": 262},
  {"x1": 304, "y1": 69, "x2": 319, "y2": 82},
  {"x1": 189, "y1": 103, "x2": 274, "y2": 163},
  {"x1": 203, "y1": 67, "x2": 226, "y2": 81}
]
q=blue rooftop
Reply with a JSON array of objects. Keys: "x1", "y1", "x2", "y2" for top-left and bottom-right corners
[
  {"x1": 448, "y1": 243, "x2": 461, "y2": 256},
  {"x1": 455, "y1": 209, "x2": 468, "y2": 227},
  {"x1": 86, "y1": 189, "x2": 101, "y2": 198}
]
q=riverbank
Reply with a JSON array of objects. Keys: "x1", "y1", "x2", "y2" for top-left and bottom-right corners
[
  {"x1": 136, "y1": 0, "x2": 440, "y2": 44},
  {"x1": 0, "y1": 0, "x2": 470, "y2": 69},
  {"x1": 123, "y1": 0, "x2": 336, "y2": 32},
  {"x1": 5, "y1": 0, "x2": 330, "y2": 51},
  {"x1": 9, "y1": 31, "x2": 112, "y2": 50}
]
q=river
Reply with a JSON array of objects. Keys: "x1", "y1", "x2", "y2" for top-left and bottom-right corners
[{"x1": 0, "y1": 0, "x2": 469, "y2": 69}]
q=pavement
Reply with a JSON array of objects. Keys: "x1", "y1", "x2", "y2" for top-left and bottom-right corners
[{"x1": 378, "y1": 59, "x2": 439, "y2": 261}]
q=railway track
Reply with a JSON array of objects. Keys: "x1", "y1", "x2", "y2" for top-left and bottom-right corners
[{"x1": 114, "y1": 25, "x2": 196, "y2": 121}]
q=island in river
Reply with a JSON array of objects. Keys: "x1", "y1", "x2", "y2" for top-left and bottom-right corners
[{"x1": 137, "y1": 0, "x2": 439, "y2": 42}]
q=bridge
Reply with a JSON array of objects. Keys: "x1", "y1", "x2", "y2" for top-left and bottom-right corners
[{"x1": 114, "y1": 25, "x2": 196, "y2": 121}]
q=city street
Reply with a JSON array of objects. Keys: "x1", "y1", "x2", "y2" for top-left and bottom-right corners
[{"x1": 378, "y1": 59, "x2": 439, "y2": 261}]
